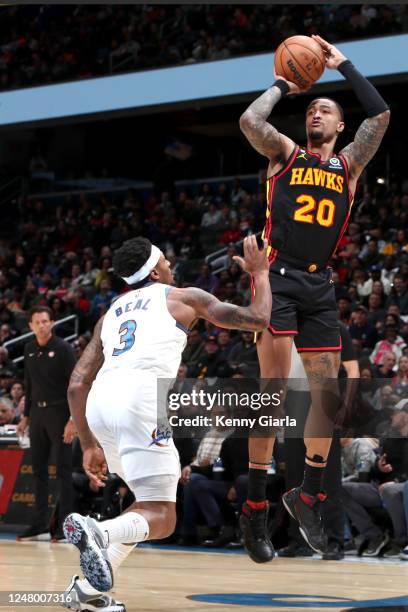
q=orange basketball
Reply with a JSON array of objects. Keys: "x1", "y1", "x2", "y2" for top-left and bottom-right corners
[{"x1": 274, "y1": 35, "x2": 325, "y2": 90}]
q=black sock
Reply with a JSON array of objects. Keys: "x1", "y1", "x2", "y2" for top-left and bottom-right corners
[
  {"x1": 301, "y1": 463, "x2": 325, "y2": 497},
  {"x1": 247, "y1": 467, "x2": 268, "y2": 503}
]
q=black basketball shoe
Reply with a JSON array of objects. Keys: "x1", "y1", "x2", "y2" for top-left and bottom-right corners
[
  {"x1": 239, "y1": 502, "x2": 275, "y2": 564},
  {"x1": 282, "y1": 487, "x2": 327, "y2": 554}
]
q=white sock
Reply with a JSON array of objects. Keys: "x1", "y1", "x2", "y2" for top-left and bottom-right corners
[
  {"x1": 77, "y1": 543, "x2": 137, "y2": 595},
  {"x1": 100, "y1": 512, "x2": 149, "y2": 545},
  {"x1": 107, "y1": 541, "x2": 137, "y2": 573}
]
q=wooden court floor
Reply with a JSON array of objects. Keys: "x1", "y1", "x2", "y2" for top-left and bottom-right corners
[{"x1": 0, "y1": 540, "x2": 408, "y2": 611}]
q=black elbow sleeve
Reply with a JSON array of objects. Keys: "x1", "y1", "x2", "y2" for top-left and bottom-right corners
[{"x1": 338, "y1": 60, "x2": 389, "y2": 118}]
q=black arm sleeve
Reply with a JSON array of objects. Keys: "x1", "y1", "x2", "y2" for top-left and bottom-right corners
[{"x1": 338, "y1": 60, "x2": 389, "y2": 118}]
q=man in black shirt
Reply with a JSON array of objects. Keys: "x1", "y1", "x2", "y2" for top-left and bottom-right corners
[{"x1": 17, "y1": 306, "x2": 76, "y2": 541}]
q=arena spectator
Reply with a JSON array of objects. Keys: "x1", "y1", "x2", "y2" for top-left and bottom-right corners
[
  {"x1": 189, "y1": 335, "x2": 231, "y2": 379},
  {"x1": 0, "y1": 397, "x2": 19, "y2": 425},
  {"x1": 338, "y1": 296, "x2": 352, "y2": 326},
  {"x1": 178, "y1": 409, "x2": 234, "y2": 546},
  {"x1": 90, "y1": 278, "x2": 117, "y2": 318},
  {"x1": 371, "y1": 326, "x2": 406, "y2": 365},
  {"x1": 201, "y1": 203, "x2": 222, "y2": 229},
  {"x1": 0, "y1": 5, "x2": 406, "y2": 92},
  {"x1": 219, "y1": 219, "x2": 242, "y2": 246},
  {"x1": 182, "y1": 329, "x2": 206, "y2": 371},
  {"x1": 194, "y1": 264, "x2": 219, "y2": 294},
  {"x1": 216, "y1": 330, "x2": 234, "y2": 360},
  {"x1": 9, "y1": 381, "x2": 24, "y2": 418},
  {"x1": 188, "y1": 430, "x2": 249, "y2": 548},
  {"x1": 349, "y1": 305, "x2": 378, "y2": 351},
  {"x1": 0, "y1": 347, "x2": 17, "y2": 375},
  {"x1": 373, "y1": 351, "x2": 397, "y2": 381},
  {"x1": 341, "y1": 437, "x2": 378, "y2": 482},
  {"x1": 367, "y1": 293, "x2": 386, "y2": 327},
  {"x1": 386, "y1": 274, "x2": 408, "y2": 315},
  {"x1": 228, "y1": 331, "x2": 258, "y2": 373},
  {"x1": 357, "y1": 264, "x2": 392, "y2": 297},
  {"x1": 393, "y1": 356, "x2": 408, "y2": 397}
]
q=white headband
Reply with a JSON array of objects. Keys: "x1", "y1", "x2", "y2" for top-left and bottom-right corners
[{"x1": 122, "y1": 244, "x2": 161, "y2": 285}]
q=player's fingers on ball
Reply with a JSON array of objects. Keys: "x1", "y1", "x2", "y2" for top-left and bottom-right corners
[{"x1": 314, "y1": 34, "x2": 329, "y2": 46}]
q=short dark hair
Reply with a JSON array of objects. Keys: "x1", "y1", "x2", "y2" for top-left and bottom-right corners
[
  {"x1": 29, "y1": 305, "x2": 54, "y2": 321},
  {"x1": 306, "y1": 97, "x2": 344, "y2": 121},
  {"x1": 113, "y1": 237, "x2": 152, "y2": 279}
]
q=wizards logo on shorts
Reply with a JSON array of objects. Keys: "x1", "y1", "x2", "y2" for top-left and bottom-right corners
[{"x1": 150, "y1": 425, "x2": 172, "y2": 447}]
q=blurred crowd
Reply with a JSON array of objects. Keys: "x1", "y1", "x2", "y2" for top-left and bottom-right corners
[
  {"x1": 0, "y1": 174, "x2": 407, "y2": 409},
  {"x1": 0, "y1": 169, "x2": 407, "y2": 559},
  {"x1": 0, "y1": 4, "x2": 407, "y2": 91}
]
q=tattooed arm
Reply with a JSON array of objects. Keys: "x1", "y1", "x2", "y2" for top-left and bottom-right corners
[
  {"x1": 239, "y1": 85, "x2": 297, "y2": 161},
  {"x1": 181, "y1": 281, "x2": 270, "y2": 332},
  {"x1": 340, "y1": 111, "x2": 390, "y2": 180},
  {"x1": 310, "y1": 36, "x2": 390, "y2": 181},
  {"x1": 68, "y1": 316, "x2": 104, "y2": 451}
]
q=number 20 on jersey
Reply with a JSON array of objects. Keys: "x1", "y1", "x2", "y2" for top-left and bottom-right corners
[{"x1": 294, "y1": 195, "x2": 336, "y2": 227}]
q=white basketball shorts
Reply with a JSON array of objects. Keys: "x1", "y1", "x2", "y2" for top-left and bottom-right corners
[{"x1": 86, "y1": 370, "x2": 180, "y2": 500}]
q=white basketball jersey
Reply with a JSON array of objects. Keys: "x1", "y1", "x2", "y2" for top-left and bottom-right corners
[{"x1": 97, "y1": 282, "x2": 187, "y2": 380}]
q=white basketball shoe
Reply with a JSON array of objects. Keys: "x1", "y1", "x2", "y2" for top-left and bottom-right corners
[
  {"x1": 63, "y1": 513, "x2": 113, "y2": 592},
  {"x1": 62, "y1": 575, "x2": 125, "y2": 611}
]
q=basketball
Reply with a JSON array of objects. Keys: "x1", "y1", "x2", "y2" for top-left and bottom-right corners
[{"x1": 274, "y1": 35, "x2": 326, "y2": 90}]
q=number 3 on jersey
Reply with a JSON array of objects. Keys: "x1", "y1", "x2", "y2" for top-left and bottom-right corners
[
  {"x1": 294, "y1": 195, "x2": 335, "y2": 227},
  {"x1": 113, "y1": 320, "x2": 137, "y2": 356}
]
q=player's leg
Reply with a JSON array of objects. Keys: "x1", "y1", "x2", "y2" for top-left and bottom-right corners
[
  {"x1": 249, "y1": 331, "x2": 293, "y2": 493},
  {"x1": 64, "y1": 473, "x2": 178, "y2": 591},
  {"x1": 62, "y1": 434, "x2": 131, "y2": 610},
  {"x1": 240, "y1": 330, "x2": 293, "y2": 563},
  {"x1": 302, "y1": 349, "x2": 341, "y2": 486},
  {"x1": 283, "y1": 349, "x2": 341, "y2": 553},
  {"x1": 282, "y1": 266, "x2": 341, "y2": 553}
]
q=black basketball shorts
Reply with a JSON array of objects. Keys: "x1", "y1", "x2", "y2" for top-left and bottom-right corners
[{"x1": 258, "y1": 256, "x2": 341, "y2": 352}]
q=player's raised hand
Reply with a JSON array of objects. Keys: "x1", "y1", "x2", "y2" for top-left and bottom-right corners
[
  {"x1": 83, "y1": 446, "x2": 108, "y2": 487},
  {"x1": 233, "y1": 235, "x2": 269, "y2": 275},
  {"x1": 311, "y1": 35, "x2": 347, "y2": 70}
]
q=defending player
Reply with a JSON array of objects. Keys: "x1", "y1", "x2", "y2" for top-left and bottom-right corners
[
  {"x1": 238, "y1": 35, "x2": 390, "y2": 562},
  {"x1": 61, "y1": 235, "x2": 271, "y2": 611}
]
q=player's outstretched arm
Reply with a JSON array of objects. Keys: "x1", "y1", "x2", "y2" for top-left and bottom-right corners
[
  {"x1": 239, "y1": 78, "x2": 297, "y2": 161},
  {"x1": 68, "y1": 316, "x2": 105, "y2": 452},
  {"x1": 312, "y1": 35, "x2": 390, "y2": 179},
  {"x1": 178, "y1": 236, "x2": 272, "y2": 332}
]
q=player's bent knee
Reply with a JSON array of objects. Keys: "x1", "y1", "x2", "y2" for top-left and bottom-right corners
[{"x1": 153, "y1": 503, "x2": 176, "y2": 538}]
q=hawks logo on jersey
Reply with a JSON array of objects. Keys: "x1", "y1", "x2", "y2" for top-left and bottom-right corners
[
  {"x1": 263, "y1": 145, "x2": 353, "y2": 267},
  {"x1": 289, "y1": 167, "x2": 344, "y2": 194}
]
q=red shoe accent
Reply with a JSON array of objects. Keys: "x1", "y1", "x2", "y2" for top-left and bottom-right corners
[
  {"x1": 317, "y1": 492, "x2": 327, "y2": 502},
  {"x1": 300, "y1": 491, "x2": 316, "y2": 507},
  {"x1": 247, "y1": 499, "x2": 268, "y2": 510}
]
